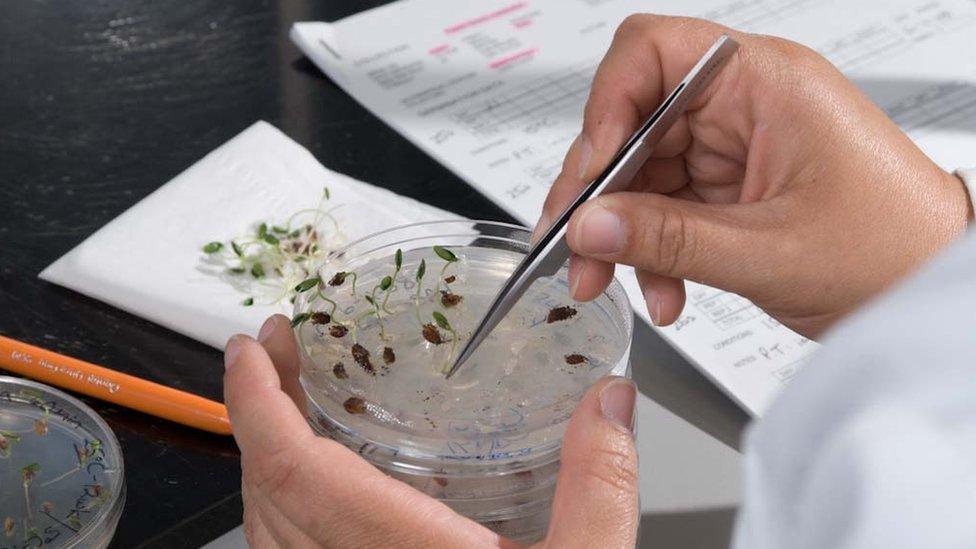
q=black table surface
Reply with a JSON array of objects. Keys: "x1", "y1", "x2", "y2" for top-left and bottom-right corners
[{"x1": 0, "y1": 1, "x2": 749, "y2": 546}]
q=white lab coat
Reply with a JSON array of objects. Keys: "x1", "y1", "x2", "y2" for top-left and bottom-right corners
[{"x1": 733, "y1": 169, "x2": 976, "y2": 548}]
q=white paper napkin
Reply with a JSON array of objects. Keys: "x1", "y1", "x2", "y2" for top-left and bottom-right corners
[{"x1": 40, "y1": 121, "x2": 458, "y2": 349}]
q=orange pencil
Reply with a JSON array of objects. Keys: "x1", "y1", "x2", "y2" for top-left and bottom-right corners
[{"x1": 0, "y1": 335, "x2": 232, "y2": 435}]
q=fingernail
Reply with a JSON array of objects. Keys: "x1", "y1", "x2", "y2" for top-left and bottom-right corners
[
  {"x1": 576, "y1": 134, "x2": 592, "y2": 181},
  {"x1": 644, "y1": 287, "x2": 661, "y2": 326},
  {"x1": 257, "y1": 315, "x2": 280, "y2": 343},
  {"x1": 576, "y1": 204, "x2": 624, "y2": 255},
  {"x1": 569, "y1": 256, "x2": 586, "y2": 299},
  {"x1": 599, "y1": 378, "x2": 636, "y2": 432},
  {"x1": 225, "y1": 335, "x2": 246, "y2": 371}
]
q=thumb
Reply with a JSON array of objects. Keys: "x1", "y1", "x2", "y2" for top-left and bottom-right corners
[
  {"x1": 541, "y1": 377, "x2": 639, "y2": 548},
  {"x1": 566, "y1": 191, "x2": 768, "y2": 295}
]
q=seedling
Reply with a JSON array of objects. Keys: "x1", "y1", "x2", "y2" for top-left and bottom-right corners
[
  {"x1": 328, "y1": 271, "x2": 358, "y2": 295},
  {"x1": 433, "y1": 245, "x2": 458, "y2": 294},
  {"x1": 0, "y1": 430, "x2": 21, "y2": 459},
  {"x1": 422, "y1": 324, "x2": 443, "y2": 345},
  {"x1": 41, "y1": 439, "x2": 103, "y2": 488},
  {"x1": 311, "y1": 312, "x2": 331, "y2": 324},
  {"x1": 381, "y1": 249, "x2": 403, "y2": 314},
  {"x1": 413, "y1": 259, "x2": 427, "y2": 323},
  {"x1": 440, "y1": 291, "x2": 462, "y2": 307},
  {"x1": 198, "y1": 186, "x2": 343, "y2": 306},
  {"x1": 22, "y1": 462, "x2": 39, "y2": 524},
  {"x1": 431, "y1": 311, "x2": 458, "y2": 373}
]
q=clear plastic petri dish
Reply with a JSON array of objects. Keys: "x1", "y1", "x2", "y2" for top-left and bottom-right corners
[
  {"x1": 293, "y1": 220, "x2": 633, "y2": 542},
  {"x1": 0, "y1": 376, "x2": 125, "y2": 548}
]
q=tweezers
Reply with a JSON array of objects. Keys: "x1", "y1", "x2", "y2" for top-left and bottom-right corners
[{"x1": 446, "y1": 35, "x2": 740, "y2": 378}]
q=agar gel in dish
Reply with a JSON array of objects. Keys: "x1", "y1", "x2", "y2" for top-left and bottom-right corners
[{"x1": 294, "y1": 221, "x2": 632, "y2": 542}]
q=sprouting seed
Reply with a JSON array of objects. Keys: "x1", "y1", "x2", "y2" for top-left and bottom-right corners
[
  {"x1": 440, "y1": 291, "x2": 462, "y2": 307},
  {"x1": 432, "y1": 311, "x2": 451, "y2": 330},
  {"x1": 257, "y1": 223, "x2": 268, "y2": 239},
  {"x1": 231, "y1": 241, "x2": 244, "y2": 257},
  {"x1": 565, "y1": 354, "x2": 587, "y2": 365},
  {"x1": 546, "y1": 306, "x2": 578, "y2": 323},
  {"x1": 379, "y1": 276, "x2": 392, "y2": 291},
  {"x1": 202, "y1": 242, "x2": 223, "y2": 254},
  {"x1": 251, "y1": 263, "x2": 265, "y2": 279},
  {"x1": 323, "y1": 187, "x2": 331, "y2": 200},
  {"x1": 271, "y1": 225, "x2": 288, "y2": 234},
  {"x1": 351, "y1": 344, "x2": 374, "y2": 374},
  {"x1": 230, "y1": 267, "x2": 246, "y2": 274},
  {"x1": 394, "y1": 249, "x2": 403, "y2": 270},
  {"x1": 343, "y1": 397, "x2": 366, "y2": 414},
  {"x1": 329, "y1": 272, "x2": 348, "y2": 286},
  {"x1": 22, "y1": 462, "x2": 39, "y2": 483},
  {"x1": 262, "y1": 233, "x2": 280, "y2": 246},
  {"x1": 294, "y1": 277, "x2": 321, "y2": 293},
  {"x1": 422, "y1": 324, "x2": 443, "y2": 345},
  {"x1": 433, "y1": 245, "x2": 457, "y2": 262},
  {"x1": 416, "y1": 259, "x2": 426, "y2": 281},
  {"x1": 242, "y1": 297, "x2": 254, "y2": 306},
  {"x1": 311, "y1": 312, "x2": 331, "y2": 324},
  {"x1": 291, "y1": 312, "x2": 311, "y2": 327}
]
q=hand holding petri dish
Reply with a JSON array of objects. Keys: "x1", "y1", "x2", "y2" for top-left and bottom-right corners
[{"x1": 292, "y1": 221, "x2": 633, "y2": 542}]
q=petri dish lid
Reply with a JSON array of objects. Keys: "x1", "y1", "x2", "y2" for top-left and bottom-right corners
[{"x1": 0, "y1": 376, "x2": 125, "y2": 548}]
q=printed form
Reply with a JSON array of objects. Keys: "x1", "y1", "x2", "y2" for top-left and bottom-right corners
[{"x1": 291, "y1": 0, "x2": 976, "y2": 416}]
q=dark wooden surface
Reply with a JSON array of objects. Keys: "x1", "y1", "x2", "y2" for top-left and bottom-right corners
[{"x1": 0, "y1": 1, "x2": 747, "y2": 546}]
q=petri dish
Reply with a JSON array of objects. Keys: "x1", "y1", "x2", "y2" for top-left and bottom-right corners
[
  {"x1": 0, "y1": 376, "x2": 125, "y2": 548},
  {"x1": 294, "y1": 220, "x2": 633, "y2": 542}
]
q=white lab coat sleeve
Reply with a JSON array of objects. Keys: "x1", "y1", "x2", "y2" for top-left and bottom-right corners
[
  {"x1": 955, "y1": 167, "x2": 976, "y2": 213},
  {"x1": 732, "y1": 176, "x2": 976, "y2": 549}
]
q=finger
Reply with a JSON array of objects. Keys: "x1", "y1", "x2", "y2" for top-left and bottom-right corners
[
  {"x1": 532, "y1": 134, "x2": 589, "y2": 244},
  {"x1": 226, "y1": 335, "x2": 502, "y2": 546},
  {"x1": 583, "y1": 15, "x2": 738, "y2": 157},
  {"x1": 534, "y1": 15, "x2": 742, "y2": 240},
  {"x1": 566, "y1": 192, "x2": 767, "y2": 294},
  {"x1": 635, "y1": 269, "x2": 686, "y2": 326},
  {"x1": 256, "y1": 314, "x2": 306, "y2": 413},
  {"x1": 224, "y1": 335, "x2": 315, "y2": 459},
  {"x1": 543, "y1": 377, "x2": 639, "y2": 548},
  {"x1": 567, "y1": 254, "x2": 615, "y2": 302}
]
